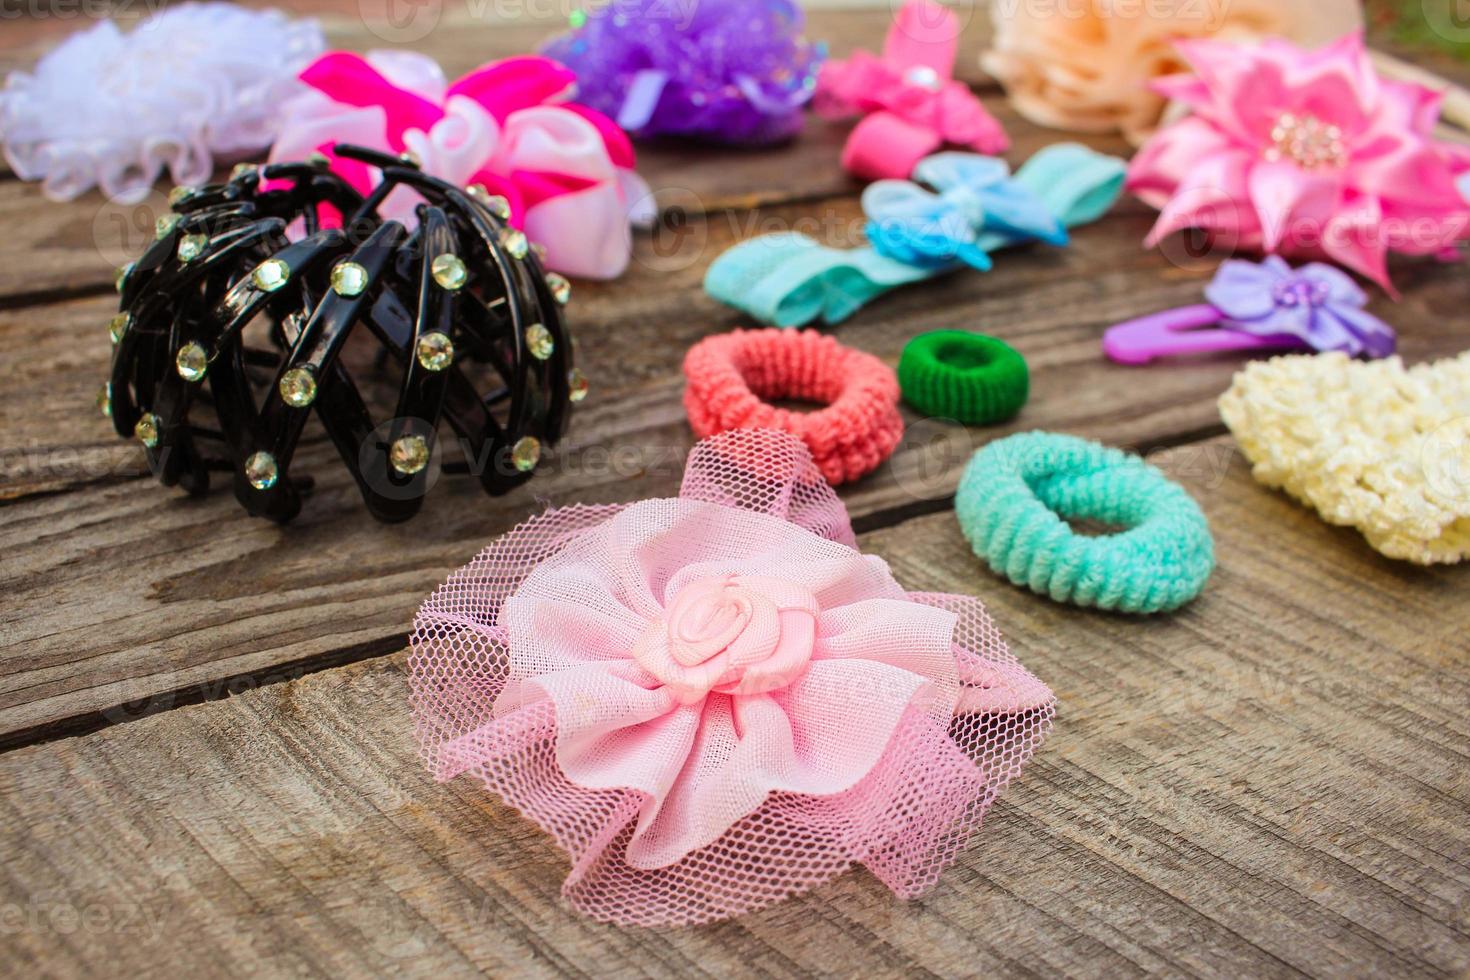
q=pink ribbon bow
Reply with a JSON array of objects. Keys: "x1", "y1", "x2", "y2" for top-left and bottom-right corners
[
  {"x1": 268, "y1": 51, "x2": 653, "y2": 279},
  {"x1": 816, "y1": 0, "x2": 1009, "y2": 181}
]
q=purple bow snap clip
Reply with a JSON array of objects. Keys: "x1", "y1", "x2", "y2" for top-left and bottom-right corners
[{"x1": 1103, "y1": 256, "x2": 1397, "y2": 365}]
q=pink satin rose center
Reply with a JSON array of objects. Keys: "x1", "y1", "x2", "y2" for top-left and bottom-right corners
[{"x1": 632, "y1": 575, "x2": 819, "y2": 704}]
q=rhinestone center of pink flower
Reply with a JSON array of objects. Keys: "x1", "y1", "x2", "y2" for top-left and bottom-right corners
[{"x1": 1263, "y1": 111, "x2": 1347, "y2": 170}]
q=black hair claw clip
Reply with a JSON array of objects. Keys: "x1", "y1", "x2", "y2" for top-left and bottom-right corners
[{"x1": 102, "y1": 145, "x2": 583, "y2": 523}]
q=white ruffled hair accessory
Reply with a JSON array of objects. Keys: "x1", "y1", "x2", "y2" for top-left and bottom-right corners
[{"x1": 0, "y1": 3, "x2": 323, "y2": 204}]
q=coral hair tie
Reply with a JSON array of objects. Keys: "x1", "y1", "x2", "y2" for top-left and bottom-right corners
[{"x1": 683, "y1": 329, "x2": 903, "y2": 485}]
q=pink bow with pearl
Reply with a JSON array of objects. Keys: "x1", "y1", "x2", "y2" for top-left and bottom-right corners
[{"x1": 815, "y1": 0, "x2": 1009, "y2": 181}]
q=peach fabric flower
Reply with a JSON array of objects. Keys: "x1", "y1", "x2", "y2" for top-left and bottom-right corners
[{"x1": 981, "y1": 0, "x2": 1363, "y2": 144}]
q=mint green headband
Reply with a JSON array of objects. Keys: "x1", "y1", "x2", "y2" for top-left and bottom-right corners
[{"x1": 703, "y1": 143, "x2": 1127, "y2": 328}]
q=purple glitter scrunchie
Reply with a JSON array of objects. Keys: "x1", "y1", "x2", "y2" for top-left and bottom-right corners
[{"x1": 541, "y1": 0, "x2": 825, "y2": 144}]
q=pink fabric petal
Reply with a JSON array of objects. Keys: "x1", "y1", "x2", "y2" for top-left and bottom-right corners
[
  {"x1": 1143, "y1": 149, "x2": 1254, "y2": 247},
  {"x1": 1150, "y1": 72, "x2": 1212, "y2": 112},
  {"x1": 1126, "y1": 116, "x2": 1237, "y2": 207},
  {"x1": 1323, "y1": 191, "x2": 1392, "y2": 292},
  {"x1": 499, "y1": 105, "x2": 618, "y2": 182},
  {"x1": 561, "y1": 103, "x2": 637, "y2": 169},
  {"x1": 815, "y1": 598, "x2": 959, "y2": 711},
  {"x1": 628, "y1": 658, "x2": 935, "y2": 869},
  {"x1": 509, "y1": 169, "x2": 599, "y2": 210},
  {"x1": 523, "y1": 187, "x2": 629, "y2": 279},
  {"x1": 530, "y1": 660, "x2": 699, "y2": 806},
  {"x1": 814, "y1": 53, "x2": 893, "y2": 117},
  {"x1": 1173, "y1": 37, "x2": 1287, "y2": 144},
  {"x1": 1249, "y1": 159, "x2": 1337, "y2": 251},
  {"x1": 1349, "y1": 136, "x2": 1465, "y2": 206},
  {"x1": 883, "y1": 0, "x2": 959, "y2": 75},
  {"x1": 1284, "y1": 33, "x2": 1376, "y2": 118},
  {"x1": 300, "y1": 51, "x2": 443, "y2": 149},
  {"x1": 366, "y1": 49, "x2": 450, "y2": 101},
  {"x1": 1281, "y1": 33, "x2": 1372, "y2": 136},
  {"x1": 446, "y1": 55, "x2": 576, "y2": 121}
]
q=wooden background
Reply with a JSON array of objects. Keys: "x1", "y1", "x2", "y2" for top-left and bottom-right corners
[{"x1": 0, "y1": 4, "x2": 1467, "y2": 977}]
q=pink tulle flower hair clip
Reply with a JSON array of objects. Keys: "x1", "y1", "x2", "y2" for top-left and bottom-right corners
[
  {"x1": 1127, "y1": 33, "x2": 1470, "y2": 294},
  {"x1": 409, "y1": 429, "x2": 1054, "y2": 926},
  {"x1": 268, "y1": 51, "x2": 654, "y2": 280}
]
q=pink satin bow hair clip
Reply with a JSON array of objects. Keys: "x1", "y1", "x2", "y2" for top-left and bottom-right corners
[
  {"x1": 268, "y1": 51, "x2": 653, "y2": 280},
  {"x1": 816, "y1": 0, "x2": 1008, "y2": 181},
  {"x1": 1103, "y1": 256, "x2": 1396, "y2": 365}
]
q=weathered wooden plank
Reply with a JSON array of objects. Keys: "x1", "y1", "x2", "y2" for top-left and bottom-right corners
[
  {"x1": 5, "y1": 184, "x2": 1468, "y2": 743},
  {"x1": 1, "y1": 438, "x2": 1465, "y2": 977},
  {"x1": 0, "y1": 99, "x2": 1051, "y2": 306},
  {"x1": 0, "y1": 4, "x2": 998, "y2": 283},
  {"x1": 0, "y1": 4, "x2": 999, "y2": 77},
  {"x1": 10, "y1": 177, "x2": 1468, "y2": 500}
]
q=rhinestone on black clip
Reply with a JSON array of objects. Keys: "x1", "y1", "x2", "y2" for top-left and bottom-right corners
[{"x1": 103, "y1": 144, "x2": 578, "y2": 523}]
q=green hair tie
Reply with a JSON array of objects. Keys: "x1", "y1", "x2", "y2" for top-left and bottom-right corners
[
  {"x1": 898, "y1": 331, "x2": 1028, "y2": 424},
  {"x1": 955, "y1": 432, "x2": 1214, "y2": 614}
]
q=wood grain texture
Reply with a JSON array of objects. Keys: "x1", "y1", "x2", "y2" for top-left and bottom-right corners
[
  {"x1": 0, "y1": 439, "x2": 1465, "y2": 978},
  {"x1": 0, "y1": 5, "x2": 995, "y2": 280},
  {"x1": 2, "y1": 8, "x2": 1469, "y2": 976},
  {"x1": 4, "y1": 166, "x2": 1469, "y2": 742}
]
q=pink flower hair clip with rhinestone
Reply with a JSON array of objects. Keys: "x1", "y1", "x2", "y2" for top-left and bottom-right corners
[
  {"x1": 409, "y1": 429, "x2": 1054, "y2": 926},
  {"x1": 816, "y1": 0, "x2": 1010, "y2": 181},
  {"x1": 1127, "y1": 33, "x2": 1470, "y2": 294}
]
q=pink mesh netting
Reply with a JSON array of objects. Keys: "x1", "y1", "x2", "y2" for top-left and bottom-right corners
[{"x1": 408, "y1": 429, "x2": 1054, "y2": 926}]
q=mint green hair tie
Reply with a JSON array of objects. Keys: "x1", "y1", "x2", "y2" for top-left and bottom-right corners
[
  {"x1": 898, "y1": 331, "x2": 1028, "y2": 424},
  {"x1": 955, "y1": 432, "x2": 1214, "y2": 614}
]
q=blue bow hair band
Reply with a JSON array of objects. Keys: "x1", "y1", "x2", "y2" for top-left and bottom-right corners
[{"x1": 705, "y1": 143, "x2": 1127, "y2": 328}]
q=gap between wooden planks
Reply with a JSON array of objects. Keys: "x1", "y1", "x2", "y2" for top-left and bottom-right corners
[
  {"x1": 0, "y1": 7, "x2": 999, "y2": 204},
  {"x1": 0, "y1": 438, "x2": 1465, "y2": 978},
  {"x1": 3, "y1": 139, "x2": 1469, "y2": 748}
]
